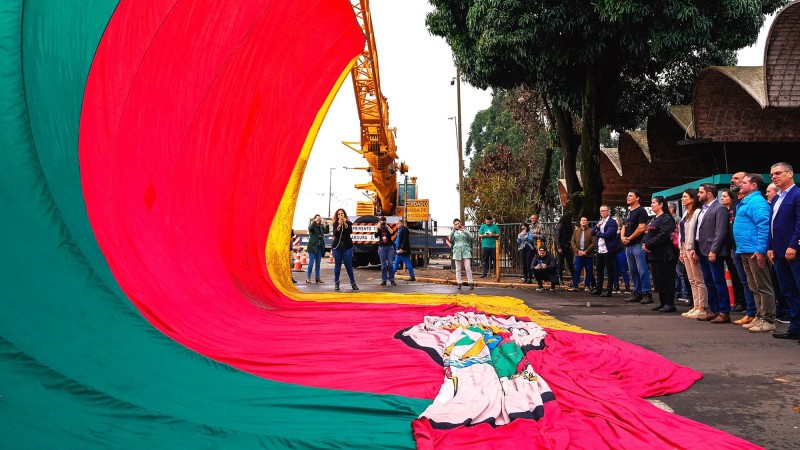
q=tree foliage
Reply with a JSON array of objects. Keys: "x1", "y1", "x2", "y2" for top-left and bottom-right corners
[
  {"x1": 464, "y1": 144, "x2": 538, "y2": 224},
  {"x1": 428, "y1": 0, "x2": 786, "y2": 217},
  {"x1": 465, "y1": 90, "x2": 524, "y2": 157},
  {"x1": 463, "y1": 88, "x2": 561, "y2": 222}
]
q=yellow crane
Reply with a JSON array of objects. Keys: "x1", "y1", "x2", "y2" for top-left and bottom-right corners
[{"x1": 343, "y1": 0, "x2": 408, "y2": 218}]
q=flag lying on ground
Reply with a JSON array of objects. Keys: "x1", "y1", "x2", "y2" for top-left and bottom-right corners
[{"x1": 0, "y1": 1, "x2": 760, "y2": 449}]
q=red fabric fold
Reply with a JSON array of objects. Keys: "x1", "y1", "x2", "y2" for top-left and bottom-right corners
[
  {"x1": 78, "y1": 1, "x2": 759, "y2": 447},
  {"x1": 411, "y1": 330, "x2": 760, "y2": 449}
]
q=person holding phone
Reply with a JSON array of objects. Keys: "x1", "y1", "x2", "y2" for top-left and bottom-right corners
[
  {"x1": 517, "y1": 223, "x2": 535, "y2": 284},
  {"x1": 331, "y1": 208, "x2": 358, "y2": 291},
  {"x1": 450, "y1": 218, "x2": 474, "y2": 289},
  {"x1": 306, "y1": 214, "x2": 329, "y2": 283},
  {"x1": 374, "y1": 215, "x2": 396, "y2": 286}
]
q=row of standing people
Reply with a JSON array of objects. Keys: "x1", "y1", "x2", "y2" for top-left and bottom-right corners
[
  {"x1": 304, "y1": 209, "x2": 417, "y2": 291},
  {"x1": 452, "y1": 214, "x2": 551, "y2": 289},
  {"x1": 674, "y1": 166, "x2": 799, "y2": 340},
  {"x1": 549, "y1": 163, "x2": 799, "y2": 340}
]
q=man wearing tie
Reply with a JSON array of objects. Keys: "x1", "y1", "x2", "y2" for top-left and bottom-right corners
[
  {"x1": 767, "y1": 162, "x2": 800, "y2": 340},
  {"x1": 692, "y1": 183, "x2": 732, "y2": 323}
]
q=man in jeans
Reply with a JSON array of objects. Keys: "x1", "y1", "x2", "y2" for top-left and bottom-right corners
[
  {"x1": 621, "y1": 189, "x2": 653, "y2": 304},
  {"x1": 478, "y1": 216, "x2": 501, "y2": 278},
  {"x1": 767, "y1": 182, "x2": 790, "y2": 323},
  {"x1": 734, "y1": 174, "x2": 776, "y2": 332},
  {"x1": 393, "y1": 219, "x2": 416, "y2": 281},
  {"x1": 692, "y1": 183, "x2": 732, "y2": 323},
  {"x1": 374, "y1": 216, "x2": 396, "y2": 286},
  {"x1": 568, "y1": 216, "x2": 595, "y2": 292}
]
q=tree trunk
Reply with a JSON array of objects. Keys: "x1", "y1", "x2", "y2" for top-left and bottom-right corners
[
  {"x1": 578, "y1": 67, "x2": 604, "y2": 219},
  {"x1": 550, "y1": 102, "x2": 581, "y2": 215},
  {"x1": 532, "y1": 146, "x2": 554, "y2": 214}
]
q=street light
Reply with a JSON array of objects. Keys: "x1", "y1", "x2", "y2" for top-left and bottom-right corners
[
  {"x1": 328, "y1": 167, "x2": 335, "y2": 218},
  {"x1": 451, "y1": 68, "x2": 465, "y2": 221}
]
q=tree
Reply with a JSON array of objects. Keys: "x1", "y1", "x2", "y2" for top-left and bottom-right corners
[
  {"x1": 463, "y1": 144, "x2": 538, "y2": 223},
  {"x1": 463, "y1": 88, "x2": 561, "y2": 221},
  {"x1": 427, "y1": 0, "x2": 786, "y2": 217},
  {"x1": 465, "y1": 90, "x2": 524, "y2": 158}
]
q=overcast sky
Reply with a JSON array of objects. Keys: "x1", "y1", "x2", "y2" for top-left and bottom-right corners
[{"x1": 293, "y1": 2, "x2": 773, "y2": 229}]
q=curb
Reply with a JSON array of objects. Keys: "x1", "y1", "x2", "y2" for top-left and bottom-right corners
[{"x1": 395, "y1": 275, "x2": 549, "y2": 290}]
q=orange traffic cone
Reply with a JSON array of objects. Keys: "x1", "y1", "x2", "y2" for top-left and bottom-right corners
[
  {"x1": 293, "y1": 253, "x2": 302, "y2": 271},
  {"x1": 301, "y1": 251, "x2": 307, "y2": 265},
  {"x1": 328, "y1": 253, "x2": 334, "y2": 263},
  {"x1": 725, "y1": 267, "x2": 734, "y2": 306}
]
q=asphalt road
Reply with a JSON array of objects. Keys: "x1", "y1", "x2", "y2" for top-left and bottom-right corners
[{"x1": 295, "y1": 262, "x2": 799, "y2": 449}]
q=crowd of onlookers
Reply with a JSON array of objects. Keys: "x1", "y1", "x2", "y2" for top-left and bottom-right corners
[{"x1": 469, "y1": 162, "x2": 800, "y2": 341}]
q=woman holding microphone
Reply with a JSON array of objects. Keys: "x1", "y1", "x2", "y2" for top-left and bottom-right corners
[{"x1": 331, "y1": 208, "x2": 358, "y2": 291}]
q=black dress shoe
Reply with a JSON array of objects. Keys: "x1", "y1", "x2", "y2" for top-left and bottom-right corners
[
  {"x1": 772, "y1": 331, "x2": 800, "y2": 340},
  {"x1": 651, "y1": 304, "x2": 665, "y2": 311},
  {"x1": 600, "y1": 292, "x2": 612, "y2": 297},
  {"x1": 590, "y1": 290, "x2": 601, "y2": 296},
  {"x1": 659, "y1": 305, "x2": 677, "y2": 313}
]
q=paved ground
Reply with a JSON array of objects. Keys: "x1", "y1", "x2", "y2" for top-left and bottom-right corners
[{"x1": 295, "y1": 259, "x2": 799, "y2": 449}]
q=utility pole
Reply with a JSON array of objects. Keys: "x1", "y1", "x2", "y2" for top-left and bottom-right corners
[
  {"x1": 403, "y1": 174, "x2": 409, "y2": 224},
  {"x1": 453, "y1": 68, "x2": 465, "y2": 222},
  {"x1": 328, "y1": 167, "x2": 335, "y2": 218}
]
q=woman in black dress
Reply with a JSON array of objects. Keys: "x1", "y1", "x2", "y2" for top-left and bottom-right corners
[{"x1": 642, "y1": 196, "x2": 678, "y2": 312}]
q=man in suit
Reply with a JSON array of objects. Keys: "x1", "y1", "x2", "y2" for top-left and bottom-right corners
[
  {"x1": 691, "y1": 183, "x2": 732, "y2": 323},
  {"x1": 767, "y1": 162, "x2": 800, "y2": 340}
]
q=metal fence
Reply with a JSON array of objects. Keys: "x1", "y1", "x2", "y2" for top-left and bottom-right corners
[{"x1": 461, "y1": 222, "x2": 561, "y2": 278}]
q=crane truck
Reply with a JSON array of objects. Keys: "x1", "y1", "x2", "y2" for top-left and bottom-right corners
[
  {"x1": 340, "y1": 0, "x2": 446, "y2": 267},
  {"x1": 294, "y1": 1, "x2": 449, "y2": 267}
]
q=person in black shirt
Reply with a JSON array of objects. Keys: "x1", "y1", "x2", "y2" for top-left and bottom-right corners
[
  {"x1": 555, "y1": 212, "x2": 574, "y2": 284},
  {"x1": 531, "y1": 247, "x2": 559, "y2": 291},
  {"x1": 331, "y1": 208, "x2": 358, "y2": 291},
  {"x1": 642, "y1": 196, "x2": 678, "y2": 312},
  {"x1": 621, "y1": 189, "x2": 653, "y2": 304}
]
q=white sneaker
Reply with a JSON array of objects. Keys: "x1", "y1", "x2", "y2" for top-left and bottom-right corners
[
  {"x1": 681, "y1": 308, "x2": 697, "y2": 318},
  {"x1": 749, "y1": 321, "x2": 776, "y2": 333}
]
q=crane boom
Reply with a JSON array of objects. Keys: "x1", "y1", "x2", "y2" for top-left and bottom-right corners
[{"x1": 348, "y1": 0, "x2": 404, "y2": 216}]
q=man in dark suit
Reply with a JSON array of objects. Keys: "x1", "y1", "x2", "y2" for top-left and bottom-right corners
[
  {"x1": 691, "y1": 183, "x2": 732, "y2": 323},
  {"x1": 767, "y1": 162, "x2": 800, "y2": 340}
]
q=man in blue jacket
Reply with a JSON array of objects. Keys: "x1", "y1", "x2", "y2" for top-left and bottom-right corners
[
  {"x1": 767, "y1": 163, "x2": 800, "y2": 340},
  {"x1": 592, "y1": 205, "x2": 621, "y2": 297},
  {"x1": 393, "y1": 219, "x2": 416, "y2": 281},
  {"x1": 733, "y1": 174, "x2": 775, "y2": 332}
]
